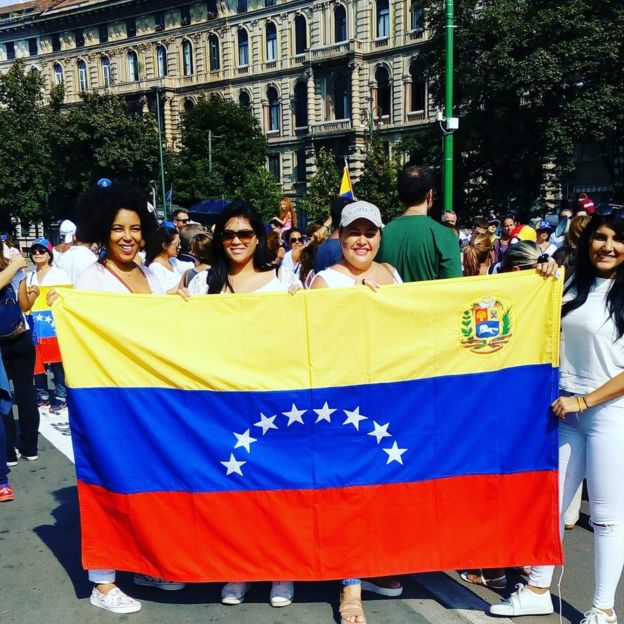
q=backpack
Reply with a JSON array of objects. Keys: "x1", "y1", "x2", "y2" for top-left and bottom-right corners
[{"x1": 0, "y1": 283, "x2": 25, "y2": 341}]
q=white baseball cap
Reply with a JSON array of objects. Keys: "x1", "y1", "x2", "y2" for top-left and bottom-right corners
[
  {"x1": 340, "y1": 201, "x2": 383, "y2": 228},
  {"x1": 60, "y1": 219, "x2": 77, "y2": 244}
]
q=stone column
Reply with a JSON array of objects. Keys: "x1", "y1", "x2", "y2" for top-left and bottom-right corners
[
  {"x1": 305, "y1": 68, "x2": 315, "y2": 125},
  {"x1": 350, "y1": 61, "x2": 361, "y2": 127}
]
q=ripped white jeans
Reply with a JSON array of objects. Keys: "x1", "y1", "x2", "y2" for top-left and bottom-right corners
[{"x1": 529, "y1": 398, "x2": 624, "y2": 609}]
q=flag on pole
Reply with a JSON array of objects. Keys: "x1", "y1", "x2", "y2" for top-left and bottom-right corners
[
  {"x1": 338, "y1": 163, "x2": 354, "y2": 201},
  {"x1": 52, "y1": 272, "x2": 563, "y2": 581}
]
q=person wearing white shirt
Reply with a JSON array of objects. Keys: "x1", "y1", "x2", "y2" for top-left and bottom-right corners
[{"x1": 144, "y1": 225, "x2": 191, "y2": 291}]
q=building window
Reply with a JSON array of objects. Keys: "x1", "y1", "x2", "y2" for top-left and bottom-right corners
[
  {"x1": 334, "y1": 5, "x2": 347, "y2": 43},
  {"x1": 238, "y1": 29, "x2": 249, "y2": 66},
  {"x1": 209, "y1": 34, "x2": 220, "y2": 70},
  {"x1": 206, "y1": 0, "x2": 218, "y2": 17},
  {"x1": 28, "y1": 38, "x2": 38, "y2": 56},
  {"x1": 375, "y1": 66, "x2": 391, "y2": 117},
  {"x1": 409, "y1": 63, "x2": 426, "y2": 112},
  {"x1": 157, "y1": 45, "x2": 167, "y2": 77},
  {"x1": 265, "y1": 0, "x2": 276, "y2": 6},
  {"x1": 127, "y1": 18, "x2": 137, "y2": 38},
  {"x1": 237, "y1": 0, "x2": 247, "y2": 13},
  {"x1": 182, "y1": 40, "x2": 194, "y2": 76},
  {"x1": 334, "y1": 75, "x2": 350, "y2": 119},
  {"x1": 101, "y1": 56, "x2": 111, "y2": 87},
  {"x1": 75, "y1": 29, "x2": 84, "y2": 48},
  {"x1": 293, "y1": 81, "x2": 308, "y2": 128},
  {"x1": 77, "y1": 60, "x2": 88, "y2": 92},
  {"x1": 267, "y1": 86, "x2": 280, "y2": 131},
  {"x1": 51, "y1": 33, "x2": 61, "y2": 52},
  {"x1": 294, "y1": 15, "x2": 307, "y2": 55},
  {"x1": 268, "y1": 153, "x2": 281, "y2": 181},
  {"x1": 98, "y1": 24, "x2": 108, "y2": 43},
  {"x1": 410, "y1": 7, "x2": 423, "y2": 32},
  {"x1": 295, "y1": 149, "x2": 306, "y2": 182},
  {"x1": 5, "y1": 42, "x2": 14, "y2": 60},
  {"x1": 184, "y1": 99, "x2": 195, "y2": 113},
  {"x1": 54, "y1": 63, "x2": 64, "y2": 86},
  {"x1": 180, "y1": 5, "x2": 191, "y2": 26},
  {"x1": 128, "y1": 50, "x2": 139, "y2": 81},
  {"x1": 239, "y1": 90, "x2": 251, "y2": 109},
  {"x1": 266, "y1": 22, "x2": 277, "y2": 62},
  {"x1": 155, "y1": 11, "x2": 165, "y2": 31},
  {"x1": 376, "y1": 0, "x2": 390, "y2": 38}
]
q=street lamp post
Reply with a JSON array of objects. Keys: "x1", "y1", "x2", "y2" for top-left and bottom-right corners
[
  {"x1": 443, "y1": 0, "x2": 455, "y2": 213},
  {"x1": 151, "y1": 87, "x2": 168, "y2": 220}
]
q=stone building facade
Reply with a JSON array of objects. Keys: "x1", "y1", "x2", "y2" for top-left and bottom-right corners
[{"x1": 0, "y1": 0, "x2": 433, "y2": 196}]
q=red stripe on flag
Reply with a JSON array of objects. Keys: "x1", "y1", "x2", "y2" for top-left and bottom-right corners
[
  {"x1": 77, "y1": 471, "x2": 561, "y2": 581},
  {"x1": 38, "y1": 337, "x2": 62, "y2": 364}
]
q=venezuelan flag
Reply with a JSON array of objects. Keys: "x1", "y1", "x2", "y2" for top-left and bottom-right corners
[
  {"x1": 338, "y1": 165, "x2": 354, "y2": 200},
  {"x1": 30, "y1": 286, "x2": 66, "y2": 372},
  {"x1": 52, "y1": 272, "x2": 563, "y2": 582}
]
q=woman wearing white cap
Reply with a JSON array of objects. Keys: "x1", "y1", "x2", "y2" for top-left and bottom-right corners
[
  {"x1": 311, "y1": 200, "x2": 403, "y2": 624},
  {"x1": 53, "y1": 219, "x2": 77, "y2": 267}
]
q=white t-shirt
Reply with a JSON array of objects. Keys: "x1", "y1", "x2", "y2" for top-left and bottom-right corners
[
  {"x1": 58, "y1": 246, "x2": 97, "y2": 284},
  {"x1": 560, "y1": 278, "x2": 624, "y2": 407},
  {"x1": 75, "y1": 262, "x2": 165, "y2": 294},
  {"x1": 188, "y1": 269, "x2": 210, "y2": 296},
  {"x1": 281, "y1": 250, "x2": 301, "y2": 278},
  {"x1": 147, "y1": 259, "x2": 190, "y2": 291},
  {"x1": 27, "y1": 266, "x2": 72, "y2": 287},
  {"x1": 313, "y1": 266, "x2": 403, "y2": 288}
]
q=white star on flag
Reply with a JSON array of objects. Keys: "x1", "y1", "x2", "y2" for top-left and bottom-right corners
[
  {"x1": 282, "y1": 403, "x2": 306, "y2": 426},
  {"x1": 254, "y1": 412, "x2": 278, "y2": 435},
  {"x1": 313, "y1": 401, "x2": 336, "y2": 423},
  {"x1": 35, "y1": 314, "x2": 44, "y2": 322},
  {"x1": 233, "y1": 429, "x2": 258, "y2": 453},
  {"x1": 44, "y1": 316, "x2": 53, "y2": 324},
  {"x1": 383, "y1": 441, "x2": 408, "y2": 465},
  {"x1": 220, "y1": 453, "x2": 246, "y2": 476},
  {"x1": 343, "y1": 406, "x2": 368, "y2": 431},
  {"x1": 368, "y1": 421, "x2": 392, "y2": 444}
]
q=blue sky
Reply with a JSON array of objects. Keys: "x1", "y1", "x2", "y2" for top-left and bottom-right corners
[{"x1": 0, "y1": 0, "x2": 30, "y2": 7}]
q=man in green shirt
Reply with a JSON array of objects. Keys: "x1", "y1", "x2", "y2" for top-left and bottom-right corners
[{"x1": 378, "y1": 165, "x2": 462, "y2": 281}]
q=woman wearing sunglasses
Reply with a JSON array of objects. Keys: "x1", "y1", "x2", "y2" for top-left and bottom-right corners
[
  {"x1": 281, "y1": 227, "x2": 305, "y2": 279},
  {"x1": 490, "y1": 208, "x2": 624, "y2": 624},
  {"x1": 145, "y1": 224, "x2": 191, "y2": 291},
  {"x1": 311, "y1": 200, "x2": 403, "y2": 624}
]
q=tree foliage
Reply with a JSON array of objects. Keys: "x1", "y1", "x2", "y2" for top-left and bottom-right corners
[
  {"x1": 413, "y1": 0, "x2": 624, "y2": 220},
  {"x1": 173, "y1": 96, "x2": 280, "y2": 220},
  {"x1": 300, "y1": 148, "x2": 341, "y2": 224}
]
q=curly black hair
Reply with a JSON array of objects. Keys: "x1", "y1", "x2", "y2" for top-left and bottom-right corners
[{"x1": 75, "y1": 181, "x2": 158, "y2": 259}]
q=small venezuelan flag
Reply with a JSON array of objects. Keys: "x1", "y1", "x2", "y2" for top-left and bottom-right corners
[
  {"x1": 339, "y1": 164, "x2": 354, "y2": 201},
  {"x1": 52, "y1": 272, "x2": 563, "y2": 582}
]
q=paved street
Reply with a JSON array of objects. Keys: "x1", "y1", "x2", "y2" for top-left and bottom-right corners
[{"x1": 0, "y1": 409, "x2": 621, "y2": 624}]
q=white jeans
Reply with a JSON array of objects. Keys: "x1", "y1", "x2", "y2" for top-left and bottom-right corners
[
  {"x1": 88, "y1": 569, "x2": 115, "y2": 584},
  {"x1": 529, "y1": 400, "x2": 624, "y2": 609}
]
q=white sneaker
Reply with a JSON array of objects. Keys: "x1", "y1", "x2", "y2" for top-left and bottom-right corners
[
  {"x1": 270, "y1": 581, "x2": 294, "y2": 607},
  {"x1": 221, "y1": 582, "x2": 251, "y2": 605},
  {"x1": 90, "y1": 586, "x2": 141, "y2": 614},
  {"x1": 7, "y1": 450, "x2": 20, "y2": 467},
  {"x1": 489, "y1": 583, "x2": 554, "y2": 616},
  {"x1": 581, "y1": 608, "x2": 618, "y2": 624},
  {"x1": 133, "y1": 573, "x2": 185, "y2": 591}
]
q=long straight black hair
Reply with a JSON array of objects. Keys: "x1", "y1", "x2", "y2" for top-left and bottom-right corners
[
  {"x1": 208, "y1": 201, "x2": 271, "y2": 294},
  {"x1": 562, "y1": 213, "x2": 624, "y2": 338}
]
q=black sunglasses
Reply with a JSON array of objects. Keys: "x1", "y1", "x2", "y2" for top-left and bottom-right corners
[
  {"x1": 220, "y1": 229, "x2": 255, "y2": 243},
  {"x1": 289, "y1": 236, "x2": 304, "y2": 244}
]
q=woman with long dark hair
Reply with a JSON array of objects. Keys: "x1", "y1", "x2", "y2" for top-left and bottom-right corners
[
  {"x1": 144, "y1": 224, "x2": 189, "y2": 291},
  {"x1": 490, "y1": 210, "x2": 624, "y2": 624}
]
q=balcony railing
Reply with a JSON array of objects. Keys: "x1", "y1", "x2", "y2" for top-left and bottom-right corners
[
  {"x1": 308, "y1": 40, "x2": 362, "y2": 63},
  {"x1": 309, "y1": 119, "x2": 352, "y2": 135}
]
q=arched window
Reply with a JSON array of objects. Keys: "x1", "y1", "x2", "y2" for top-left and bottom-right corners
[
  {"x1": 267, "y1": 86, "x2": 280, "y2": 131},
  {"x1": 53, "y1": 63, "x2": 64, "y2": 86},
  {"x1": 376, "y1": 0, "x2": 390, "y2": 38},
  {"x1": 238, "y1": 29, "x2": 249, "y2": 66},
  {"x1": 266, "y1": 22, "x2": 277, "y2": 62},
  {"x1": 182, "y1": 40, "x2": 193, "y2": 76},
  {"x1": 101, "y1": 56, "x2": 111, "y2": 87},
  {"x1": 209, "y1": 34, "x2": 220, "y2": 70},
  {"x1": 239, "y1": 90, "x2": 251, "y2": 109},
  {"x1": 128, "y1": 50, "x2": 139, "y2": 81},
  {"x1": 334, "y1": 75, "x2": 350, "y2": 120},
  {"x1": 157, "y1": 45, "x2": 167, "y2": 77},
  {"x1": 375, "y1": 66, "x2": 391, "y2": 117},
  {"x1": 184, "y1": 99, "x2": 195, "y2": 113},
  {"x1": 409, "y1": 63, "x2": 426, "y2": 113},
  {"x1": 77, "y1": 59, "x2": 88, "y2": 92},
  {"x1": 334, "y1": 5, "x2": 347, "y2": 43},
  {"x1": 293, "y1": 81, "x2": 307, "y2": 128},
  {"x1": 294, "y1": 15, "x2": 307, "y2": 55}
]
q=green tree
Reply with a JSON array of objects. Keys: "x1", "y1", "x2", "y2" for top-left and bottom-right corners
[
  {"x1": 355, "y1": 134, "x2": 400, "y2": 222},
  {"x1": 173, "y1": 96, "x2": 280, "y2": 219},
  {"x1": 300, "y1": 147, "x2": 341, "y2": 224}
]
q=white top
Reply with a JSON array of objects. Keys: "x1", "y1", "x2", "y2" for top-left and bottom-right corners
[
  {"x1": 58, "y1": 246, "x2": 97, "y2": 284},
  {"x1": 188, "y1": 269, "x2": 210, "y2": 295},
  {"x1": 281, "y1": 250, "x2": 301, "y2": 278},
  {"x1": 187, "y1": 266, "x2": 301, "y2": 295},
  {"x1": 147, "y1": 258, "x2": 192, "y2": 291},
  {"x1": 560, "y1": 278, "x2": 624, "y2": 407},
  {"x1": 540, "y1": 243, "x2": 558, "y2": 258},
  {"x1": 27, "y1": 266, "x2": 72, "y2": 287},
  {"x1": 74, "y1": 262, "x2": 165, "y2": 294},
  {"x1": 313, "y1": 266, "x2": 403, "y2": 288}
]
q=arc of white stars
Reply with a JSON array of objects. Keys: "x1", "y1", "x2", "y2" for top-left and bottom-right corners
[
  {"x1": 313, "y1": 402, "x2": 336, "y2": 423},
  {"x1": 343, "y1": 406, "x2": 368, "y2": 431},
  {"x1": 383, "y1": 441, "x2": 408, "y2": 465},
  {"x1": 233, "y1": 429, "x2": 258, "y2": 453},
  {"x1": 368, "y1": 421, "x2": 392, "y2": 444},
  {"x1": 254, "y1": 412, "x2": 278, "y2": 435},
  {"x1": 282, "y1": 403, "x2": 306, "y2": 426},
  {"x1": 220, "y1": 453, "x2": 246, "y2": 476}
]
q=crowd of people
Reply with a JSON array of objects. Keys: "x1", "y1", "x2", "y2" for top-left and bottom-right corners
[{"x1": 0, "y1": 164, "x2": 623, "y2": 624}]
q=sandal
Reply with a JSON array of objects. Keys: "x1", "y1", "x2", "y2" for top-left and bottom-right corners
[
  {"x1": 339, "y1": 590, "x2": 367, "y2": 624},
  {"x1": 460, "y1": 570, "x2": 507, "y2": 589}
]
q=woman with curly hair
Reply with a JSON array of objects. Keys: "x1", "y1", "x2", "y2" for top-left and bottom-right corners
[{"x1": 275, "y1": 196, "x2": 297, "y2": 232}]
